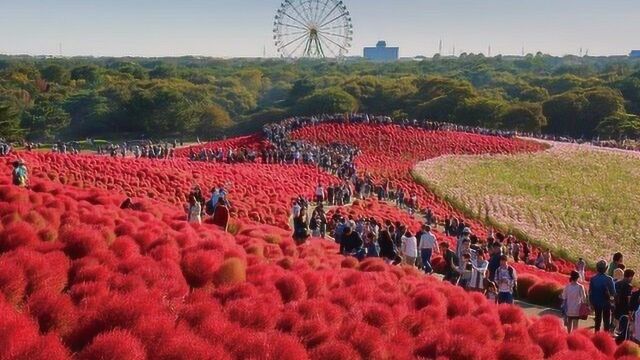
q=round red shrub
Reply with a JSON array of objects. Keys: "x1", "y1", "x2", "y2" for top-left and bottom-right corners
[
  {"x1": 0, "y1": 221, "x2": 39, "y2": 252},
  {"x1": 591, "y1": 331, "x2": 617, "y2": 356},
  {"x1": 310, "y1": 340, "x2": 361, "y2": 360},
  {"x1": 412, "y1": 288, "x2": 446, "y2": 311},
  {"x1": 78, "y1": 329, "x2": 146, "y2": 360},
  {"x1": 14, "y1": 333, "x2": 71, "y2": 360},
  {"x1": 61, "y1": 226, "x2": 106, "y2": 259},
  {"x1": 225, "y1": 298, "x2": 278, "y2": 330},
  {"x1": 526, "y1": 281, "x2": 563, "y2": 307},
  {"x1": 180, "y1": 250, "x2": 222, "y2": 288},
  {"x1": 214, "y1": 257, "x2": 247, "y2": 286},
  {"x1": 614, "y1": 341, "x2": 640, "y2": 358},
  {"x1": 0, "y1": 260, "x2": 27, "y2": 305},
  {"x1": 497, "y1": 342, "x2": 544, "y2": 360},
  {"x1": 497, "y1": 304, "x2": 528, "y2": 326},
  {"x1": 275, "y1": 274, "x2": 307, "y2": 303},
  {"x1": 27, "y1": 290, "x2": 77, "y2": 336}
]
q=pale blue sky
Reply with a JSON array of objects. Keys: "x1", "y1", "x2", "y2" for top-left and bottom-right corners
[{"x1": 0, "y1": 0, "x2": 638, "y2": 57}]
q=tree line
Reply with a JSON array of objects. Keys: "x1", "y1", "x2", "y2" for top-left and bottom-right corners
[{"x1": 0, "y1": 53, "x2": 639, "y2": 142}]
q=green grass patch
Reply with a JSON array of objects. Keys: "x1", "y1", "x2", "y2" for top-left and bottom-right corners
[{"x1": 413, "y1": 146, "x2": 640, "y2": 272}]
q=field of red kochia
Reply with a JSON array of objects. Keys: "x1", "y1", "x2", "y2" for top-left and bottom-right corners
[{"x1": 1, "y1": 124, "x2": 637, "y2": 359}]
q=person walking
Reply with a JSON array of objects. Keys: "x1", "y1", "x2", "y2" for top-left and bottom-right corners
[
  {"x1": 401, "y1": 231, "x2": 418, "y2": 267},
  {"x1": 494, "y1": 255, "x2": 517, "y2": 304},
  {"x1": 419, "y1": 225, "x2": 439, "y2": 274},
  {"x1": 212, "y1": 198, "x2": 230, "y2": 232},
  {"x1": 576, "y1": 258, "x2": 587, "y2": 282},
  {"x1": 439, "y1": 242, "x2": 459, "y2": 284},
  {"x1": 11, "y1": 160, "x2": 28, "y2": 187},
  {"x1": 614, "y1": 269, "x2": 635, "y2": 336},
  {"x1": 186, "y1": 195, "x2": 202, "y2": 224},
  {"x1": 292, "y1": 211, "x2": 310, "y2": 245},
  {"x1": 561, "y1": 271, "x2": 587, "y2": 333},
  {"x1": 589, "y1": 260, "x2": 616, "y2": 332},
  {"x1": 468, "y1": 249, "x2": 489, "y2": 292}
]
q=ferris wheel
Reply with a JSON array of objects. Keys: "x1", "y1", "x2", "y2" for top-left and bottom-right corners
[{"x1": 273, "y1": 0, "x2": 353, "y2": 58}]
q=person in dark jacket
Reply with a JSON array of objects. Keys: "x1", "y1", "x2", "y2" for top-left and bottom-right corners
[
  {"x1": 378, "y1": 228, "x2": 397, "y2": 262},
  {"x1": 340, "y1": 226, "x2": 363, "y2": 255},
  {"x1": 589, "y1": 260, "x2": 617, "y2": 332},
  {"x1": 212, "y1": 198, "x2": 230, "y2": 232},
  {"x1": 614, "y1": 269, "x2": 634, "y2": 334},
  {"x1": 487, "y1": 243, "x2": 503, "y2": 280}
]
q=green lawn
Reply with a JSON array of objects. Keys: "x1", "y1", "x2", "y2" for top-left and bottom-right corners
[{"x1": 413, "y1": 143, "x2": 640, "y2": 271}]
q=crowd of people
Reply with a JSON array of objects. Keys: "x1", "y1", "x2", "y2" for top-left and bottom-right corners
[
  {"x1": 182, "y1": 184, "x2": 231, "y2": 232},
  {"x1": 99, "y1": 141, "x2": 177, "y2": 159},
  {"x1": 189, "y1": 147, "x2": 257, "y2": 163}
]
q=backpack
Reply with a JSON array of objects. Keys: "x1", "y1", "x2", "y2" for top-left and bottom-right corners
[{"x1": 12, "y1": 167, "x2": 25, "y2": 186}]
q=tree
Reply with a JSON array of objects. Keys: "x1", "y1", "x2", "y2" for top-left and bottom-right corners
[
  {"x1": 0, "y1": 102, "x2": 23, "y2": 140},
  {"x1": 287, "y1": 78, "x2": 316, "y2": 105},
  {"x1": 542, "y1": 92, "x2": 588, "y2": 136},
  {"x1": 21, "y1": 101, "x2": 70, "y2": 140},
  {"x1": 149, "y1": 64, "x2": 177, "y2": 79},
  {"x1": 195, "y1": 104, "x2": 233, "y2": 138},
  {"x1": 70, "y1": 65, "x2": 101, "y2": 85},
  {"x1": 40, "y1": 64, "x2": 69, "y2": 84},
  {"x1": 64, "y1": 91, "x2": 110, "y2": 136},
  {"x1": 294, "y1": 88, "x2": 358, "y2": 115},
  {"x1": 454, "y1": 97, "x2": 506, "y2": 128},
  {"x1": 596, "y1": 112, "x2": 640, "y2": 139},
  {"x1": 615, "y1": 76, "x2": 640, "y2": 115},
  {"x1": 412, "y1": 77, "x2": 476, "y2": 120},
  {"x1": 582, "y1": 87, "x2": 625, "y2": 136},
  {"x1": 500, "y1": 102, "x2": 547, "y2": 133}
]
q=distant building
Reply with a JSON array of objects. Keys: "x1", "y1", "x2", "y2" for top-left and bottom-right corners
[
  {"x1": 630, "y1": 50, "x2": 640, "y2": 58},
  {"x1": 364, "y1": 41, "x2": 399, "y2": 62}
]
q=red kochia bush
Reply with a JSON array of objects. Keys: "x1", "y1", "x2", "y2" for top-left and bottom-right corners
[
  {"x1": 275, "y1": 274, "x2": 307, "y2": 303},
  {"x1": 498, "y1": 342, "x2": 545, "y2": 360},
  {"x1": 180, "y1": 250, "x2": 223, "y2": 288},
  {"x1": 61, "y1": 226, "x2": 106, "y2": 259},
  {"x1": 310, "y1": 340, "x2": 361, "y2": 360},
  {"x1": 0, "y1": 221, "x2": 39, "y2": 252},
  {"x1": 77, "y1": 330, "x2": 146, "y2": 360},
  {"x1": 591, "y1": 331, "x2": 617, "y2": 356},
  {"x1": 0, "y1": 259, "x2": 27, "y2": 305},
  {"x1": 614, "y1": 341, "x2": 640, "y2": 358},
  {"x1": 27, "y1": 290, "x2": 77, "y2": 336},
  {"x1": 526, "y1": 280, "x2": 564, "y2": 307}
]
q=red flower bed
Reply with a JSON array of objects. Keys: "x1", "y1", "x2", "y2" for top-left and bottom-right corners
[
  {"x1": 7, "y1": 153, "x2": 338, "y2": 230},
  {"x1": 328, "y1": 199, "x2": 423, "y2": 233},
  {"x1": 174, "y1": 134, "x2": 267, "y2": 158},
  {"x1": 0, "y1": 173, "x2": 635, "y2": 358}
]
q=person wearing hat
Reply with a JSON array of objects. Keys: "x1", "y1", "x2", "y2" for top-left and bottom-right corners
[
  {"x1": 11, "y1": 160, "x2": 28, "y2": 187},
  {"x1": 589, "y1": 260, "x2": 616, "y2": 332}
]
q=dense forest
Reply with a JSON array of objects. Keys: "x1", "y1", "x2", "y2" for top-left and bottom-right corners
[{"x1": 1, "y1": 53, "x2": 640, "y2": 141}]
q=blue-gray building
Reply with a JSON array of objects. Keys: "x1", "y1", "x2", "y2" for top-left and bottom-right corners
[
  {"x1": 364, "y1": 41, "x2": 399, "y2": 62},
  {"x1": 630, "y1": 50, "x2": 640, "y2": 58}
]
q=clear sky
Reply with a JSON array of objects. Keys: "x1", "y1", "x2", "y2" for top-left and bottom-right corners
[{"x1": 0, "y1": 0, "x2": 638, "y2": 58}]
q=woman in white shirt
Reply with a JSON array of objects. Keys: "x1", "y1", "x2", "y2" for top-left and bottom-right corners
[
  {"x1": 401, "y1": 231, "x2": 418, "y2": 267},
  {"x1": 561, "y1": 270, "x2": 587, "y2": 333},
  {"x1": 187, "y1": 195, "x2": 202, "y2": 224},
  {"x1": 468, "y1": 249, "x2": 489, "y2": 291}
]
